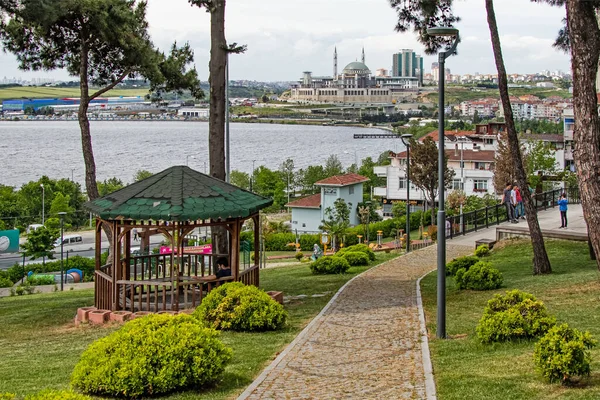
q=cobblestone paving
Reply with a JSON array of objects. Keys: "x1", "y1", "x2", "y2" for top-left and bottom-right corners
[{"x1": 240, "y1": 244, "x2": 473, "y2": 400}]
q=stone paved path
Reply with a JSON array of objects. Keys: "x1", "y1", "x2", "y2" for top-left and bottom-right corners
[{"x1": 239, "y1": 244, "x2": 473, "y2": 400}]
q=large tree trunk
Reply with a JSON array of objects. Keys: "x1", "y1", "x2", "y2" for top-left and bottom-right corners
[
  {"x1": 208, "y1": 0, "x2": 227, "y2": 181},
  {"x1": 208, "y1": 0, "x2": 229, "y2": 255},
  {"x1": 566, "y1": 1, "x2": 600, "y2": 270},
  {"x1": 485, "y1": 0, "x2": 551, "y2": 274}
]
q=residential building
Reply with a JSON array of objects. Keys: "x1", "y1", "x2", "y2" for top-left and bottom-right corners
[{"x1": 286, "y1": 173, "x2": 369, "y2": 234}]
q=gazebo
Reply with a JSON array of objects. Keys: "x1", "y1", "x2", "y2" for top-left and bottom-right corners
[{"x1": 84, "y1": 166, "x2": 272, "y2": 313}]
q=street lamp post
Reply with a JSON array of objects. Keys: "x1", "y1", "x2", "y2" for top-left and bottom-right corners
[
  {"x1": 427, "y1": 26, "x2": 460, "y2": 340},
  {"x1": 366, "y1": 201, "x2": 372, "y2": 243},
  {"x1": 40, "y1": 184, "x2": 45, "y2": 225},
  {"x1": 250, "y1": 159, "x2": 259, "y2": 192},
  {"x1": 400, "y1": 133, "x2": 413, "y2": 253},
  {"x1": 58, "y1": 212, "x2": 67, "y2": 291}
]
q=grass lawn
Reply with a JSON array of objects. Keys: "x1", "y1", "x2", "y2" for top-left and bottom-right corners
[
  {"x1": 421, "y1": 239, "x2": 600, "y2": 400},
  {"x1": 0, "y1": 251, "x2": 399, "y2": 399},
  {"x1": 0, "y1": 86, "x2": 149, "y2": 101}
]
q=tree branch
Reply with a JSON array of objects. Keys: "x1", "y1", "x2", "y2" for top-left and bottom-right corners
[{"x1": 89, "y1": 70, "x2": 131, "y2": 100}]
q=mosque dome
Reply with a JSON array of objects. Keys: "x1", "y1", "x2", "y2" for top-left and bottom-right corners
[{"x1": 342, "y1": 61, "x2": 371, "y2": 75}]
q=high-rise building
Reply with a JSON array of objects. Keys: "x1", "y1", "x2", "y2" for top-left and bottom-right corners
[{"x1": 392, "y1": 49, "x2": 424, "y2": 84}]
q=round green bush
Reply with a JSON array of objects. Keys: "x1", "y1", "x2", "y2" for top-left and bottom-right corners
[
  {"x1": 24, "y1": 390, "x2": 92, "y2": 400},
  {"x1": 71, "y1": 314, "x2": 232, "y2": 398},
  {"x1": 337, "y1": 244, "x2": 375, "y2": 261},
  {"x1": 294, "y1": 252, "x2": 304, "y2": 261},
  {"x1": 474, "y1": 244, "x2": 490, "y2": 257},
  {"x1": 309, "y1": 256, "x2": 350, "y2": 275},
  {"x1": 454, "y1": 261, "x2": 503, "y2": 290},
  {"x1": 534, "y1": 323, "x2": 597, "y2": 385},
  {"x1": 476, "y1": 290, "x2": 556, "y2": 343},
  {"x1": 446, "y1": 255, "x2": 479, "y2": 276},
  {"x1": 0, "y1": 277, "x2": 13, "y2": 288},
  {"x1": 194, "y1": 282, "x2": 287, "y2": 331},
  {"x1": 340, "y1": 251, "x2": 369, "y2": 266}
]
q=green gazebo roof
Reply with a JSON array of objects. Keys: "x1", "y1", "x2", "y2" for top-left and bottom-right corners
[{"x1": 85, "y1": 166, "x2": 273, "y2": 221}]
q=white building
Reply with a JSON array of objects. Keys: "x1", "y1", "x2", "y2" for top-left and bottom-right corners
[{"x1": 178, "y1": 107, "x2": 209, "y2": 119}]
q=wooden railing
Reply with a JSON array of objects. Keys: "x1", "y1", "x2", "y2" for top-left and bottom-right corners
[
  {"x1": 95, "y1": 268, "x2": 113, "y2": 310},
  {"x1": 239, "y1": 265, "x2": 259, "y2": 287}
]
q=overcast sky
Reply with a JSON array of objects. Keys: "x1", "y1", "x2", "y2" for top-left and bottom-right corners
[{"x1": 0, "y1": 0, "x2": 569, "y2": 82}]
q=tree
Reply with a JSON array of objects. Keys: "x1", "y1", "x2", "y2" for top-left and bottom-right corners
[
  {"x1": 97, "y1": 178, "x2": 124, "y2": 197},
  {"x1": 391, "y1": 201, "x2": 407, "y2": 219},
  {"x1": 22, "y1": 226, "x2": 58, "y2": 263},
  {"x1": 319, "y1": 198, "x2": 351, "y2": 251},
  {"x1": 492, "y1": 131, "x2": 520, "y2": 194},
  {"x1": 389, "y1": 0, "x2": 551, "y2": 274},
  {"x1": 324, "y1": 155, "x2": 344, "y2": 178},
  {"x1": 409, "y1": 137, "x2": 455, "y2": 223},
  {"x1": 358, "y1": 157, "x2": 381, "y2": 199},
  {"x1": 473, "y1": 110, "x2": 480, "y2": 124},
  {"x1": 0, "y1": 0, "x2": 203, "y2": 203},
  {"x1": 230, "y1": 170, "x2": 250, "y2": 190},
  {"x1": 298, "y1": 165, "x2": 326, "y2": 195},
  {"x1": 49, "y1": 192, "x2": 75, "y2": 224},
  {"x1": 538, "y1": 0, "x2": 600, "y2": 270},
  {"x1": 279, "y1": 158, "x2": 295, "y2": 202},
  {"x1": 133, "y1": 170, "x2": 153, "y2": 182},
  {"x1": 524, "y1": 140, "x2": 558, "y2": 189},
  {"x1": 485, "y1": 0, "x2": 551, "y2": 274},
  {"x1": 446, "y1": 190, "x2": 466, "y2": 216}
]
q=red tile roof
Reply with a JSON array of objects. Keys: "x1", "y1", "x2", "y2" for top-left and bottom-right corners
[
  {"x1": 315, "y1": 173, "x2": 369, "y2": 186},
  {"x1": 285, "y1": 193, "x2": 321, "y2": 209}
]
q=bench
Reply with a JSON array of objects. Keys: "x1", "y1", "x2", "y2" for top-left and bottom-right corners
[{"x1": 475, "y1": 238, "x2": 496, "y2": 250}]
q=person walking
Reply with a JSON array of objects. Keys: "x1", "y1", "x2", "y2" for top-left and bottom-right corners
[
  {"x1": 133, "y1": 228, "x2": 139, "y2": 241},
  {"x1": 502, "y1": 183, "x2": 517, "y2": 223},
  {"x1": 558, "y1": 193, "x2": 568, "y2": 229}
]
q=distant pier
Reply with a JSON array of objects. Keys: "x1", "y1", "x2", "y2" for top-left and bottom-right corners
[{"x1": 353, "y1": 132, "x2": 401, "y2": 139}]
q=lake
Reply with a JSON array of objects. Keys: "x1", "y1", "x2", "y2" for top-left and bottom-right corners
[{"x1": 0, "y1": 121, "x2": 406, "y2": 187}]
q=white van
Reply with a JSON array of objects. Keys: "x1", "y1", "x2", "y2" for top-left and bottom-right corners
[
  {"x1": 27, "y1": 224, "x2": 44, "y2": 234},
  {"x1": 54, "y1": 234, "x2": 83, "y2": 246}
]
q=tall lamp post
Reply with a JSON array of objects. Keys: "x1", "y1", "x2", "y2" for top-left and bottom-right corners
[
  {"x1": 40, "y1": 184, "x2": 45, "y2": 225},
  {"x1": 427, "y1": 26, "x2": 460, "y2": 340},
  {"x1": 250, "y1": 159, "x2": 259, "y2": 192},
  {"x1": 400, "y1": 133, "x2": 413, "y2": 252},
  {"x1": 58, "y1": 212, "x2": 66, "y2": 291}
]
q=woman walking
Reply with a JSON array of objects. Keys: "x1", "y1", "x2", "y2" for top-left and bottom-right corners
[{"x1": 558, "y1": 193, "x2": 568, "y2": 229}]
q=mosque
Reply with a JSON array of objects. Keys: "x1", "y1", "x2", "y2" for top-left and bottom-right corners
[{"x1": 290, "y1": 48, "x2": 420, "y2": 104}]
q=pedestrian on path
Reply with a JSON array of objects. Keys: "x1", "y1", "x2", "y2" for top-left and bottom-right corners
[
  {"x1": 133, "y1": 228, "x2": 139, "y2": 241},
  {"x1": 514, "y1": 185, "x2": 524, "y2": 219},
  {"x1": 502, "y1": 183, "x2": 517, "y2": 223},
  {"x1": 558, "y1": 193, "x2": 568, "y2": 228}
]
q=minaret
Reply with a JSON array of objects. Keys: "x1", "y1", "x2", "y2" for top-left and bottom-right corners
[
  {"x1": 333, "y1": 47, "x2": 338, "y2": 80},
  {"x1": 361, "y1": 47, "x2": 365, "y2": 64}
]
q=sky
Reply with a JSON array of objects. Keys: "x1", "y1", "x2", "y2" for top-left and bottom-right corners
[{"x1": 0, "y1": 0, "x2": 570, "y2": 82}]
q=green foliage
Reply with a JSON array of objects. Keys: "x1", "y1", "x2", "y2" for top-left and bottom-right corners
[
  {"x1": 475, "y1": 244, "x2": 490, "y2": 257},
  {"x1": 24, "y1": 389, "x2": 92, "y2": 400},
  {"x1": 337, "y1": 243, "x2": 376, "y2": 261},
  {"x1": 320, "y1": 198, "x2": 351, "y2": 251},
  {"x1": 0, "y1": 277, "x2": 13, "y2": 288},
  {"x1": 294, "y1": 252, "x2": 304, "y2": 261},
  {"x1": 454, "y1": 261, "x2": 503, "y2": 290},
  {"x1": 133, "y1": 169, "x2": 153, "y2": 182},
  {"x1": 324, "y1": 154, "x2": 343, "y2": 177},
  {"x1": 22, "y1": 226, "x2": 58, "y2": 261},
  {"x1": 534, "y1": 323, "x2": 597, "y2": 385},
  {"x1": 476, "y1": 290, "x2": 556, "y2": 343},
  {"x1": 71, "y1": 314, "x2": 231, "y2": 397},
  {"x1": 21, "y1": 256, "x2": 94, "y2": 280},
  {"x1": 391, "y1": 201, "x2": 407, "y2": 219},
  {"x1": 48, "y1": 193, "x2": 74, "y2": 223},
  {"x1": 193, "y1": 282, "x2": 287, "y2": 332},
  {"x1": 0, "y1": 394, "x2": 15, "y2": 400},
  {"x1": 5, "y1": 264, "x2": 23, "y2": 284},
  {"x1": 339, "y1": 251, "x2": 369, "y2": 266},
  {"x1": 309, "y1": 256, "x2": 350, "y2": 275},
  {"x1": 230, "y1": 170, "x2": 250, "y2": 190},
  {"x1": 97, "y1": 177, "x2": 124, "y2": 197},
  {"x1": 27, "y1": 275, "x2": 55, "y2": 286},
  {"x1": 446, "y1": 255, "x2": 479, "y2": 276},
  {"x1": 297, "y1": 165, "x2": 326, "y2": 195}
]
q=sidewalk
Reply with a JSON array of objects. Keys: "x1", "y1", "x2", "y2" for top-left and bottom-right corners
[{"x1": 238, "y1": 244, "x2": 472, "y2": 400}]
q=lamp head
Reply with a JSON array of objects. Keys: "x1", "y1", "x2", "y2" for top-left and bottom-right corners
[{"x1": 426, "y1": 27, "x2": 459, "y2": 37}]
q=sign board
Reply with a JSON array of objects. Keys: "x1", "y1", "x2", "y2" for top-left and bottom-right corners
[
  {"x1": 159, "y1": 244, "x2": 212, "y2": 255},
  {"x1": 0, "y1": 229, "x2": 19, "y2": 254}
]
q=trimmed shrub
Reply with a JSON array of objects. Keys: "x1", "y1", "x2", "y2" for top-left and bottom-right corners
[
  {"x1": 475, "y1": 244, "x2": 490, "y2": 257},
  {"x1": 71, "y1": 314, "x2": 232, "y2": 397},
  {"x1": 27, "y1": 275, "x2": 55, "y2": 286},
  {"x1": 454, "y1": 261, "x2": 503, "y2": 290},
  {"x1": 446, "y1": 255, "x2": 479, "y2": 276},
  {"x1": 25, "y1": 390, "x2": 92, "y2": 400},
  {"x1": 340, "y1": 251, "x2": 369, "y2": 266},
  {"x1": 194, "y1": 282, "x2": 287, "y2": 331},
  {"x1": 309, "y1": 256, "x2": 350, "y2": 275},
  {"x1": 337, "y1": 244, "x2": 375, "y2": 261},
  {"x1": 534, "y1": 323, "x2": 597, "y2": 385},
  {"x1": 476, "y1": 290, "x2": 556, "y2": 343},
  {"x1": 0, "y1": 277, "x2": 13, "y2": 288},
  {"x1": 294, "y1": 252, "x2": 304, "y2": 261}
]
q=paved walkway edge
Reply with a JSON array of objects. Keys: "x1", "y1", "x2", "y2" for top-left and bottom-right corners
[
  {"x1": 237, "y1": 256, "x2": 401, "y2": 400},
  {"x1": 417, "y1": 270, "x2": 437, "y2": 400}
]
